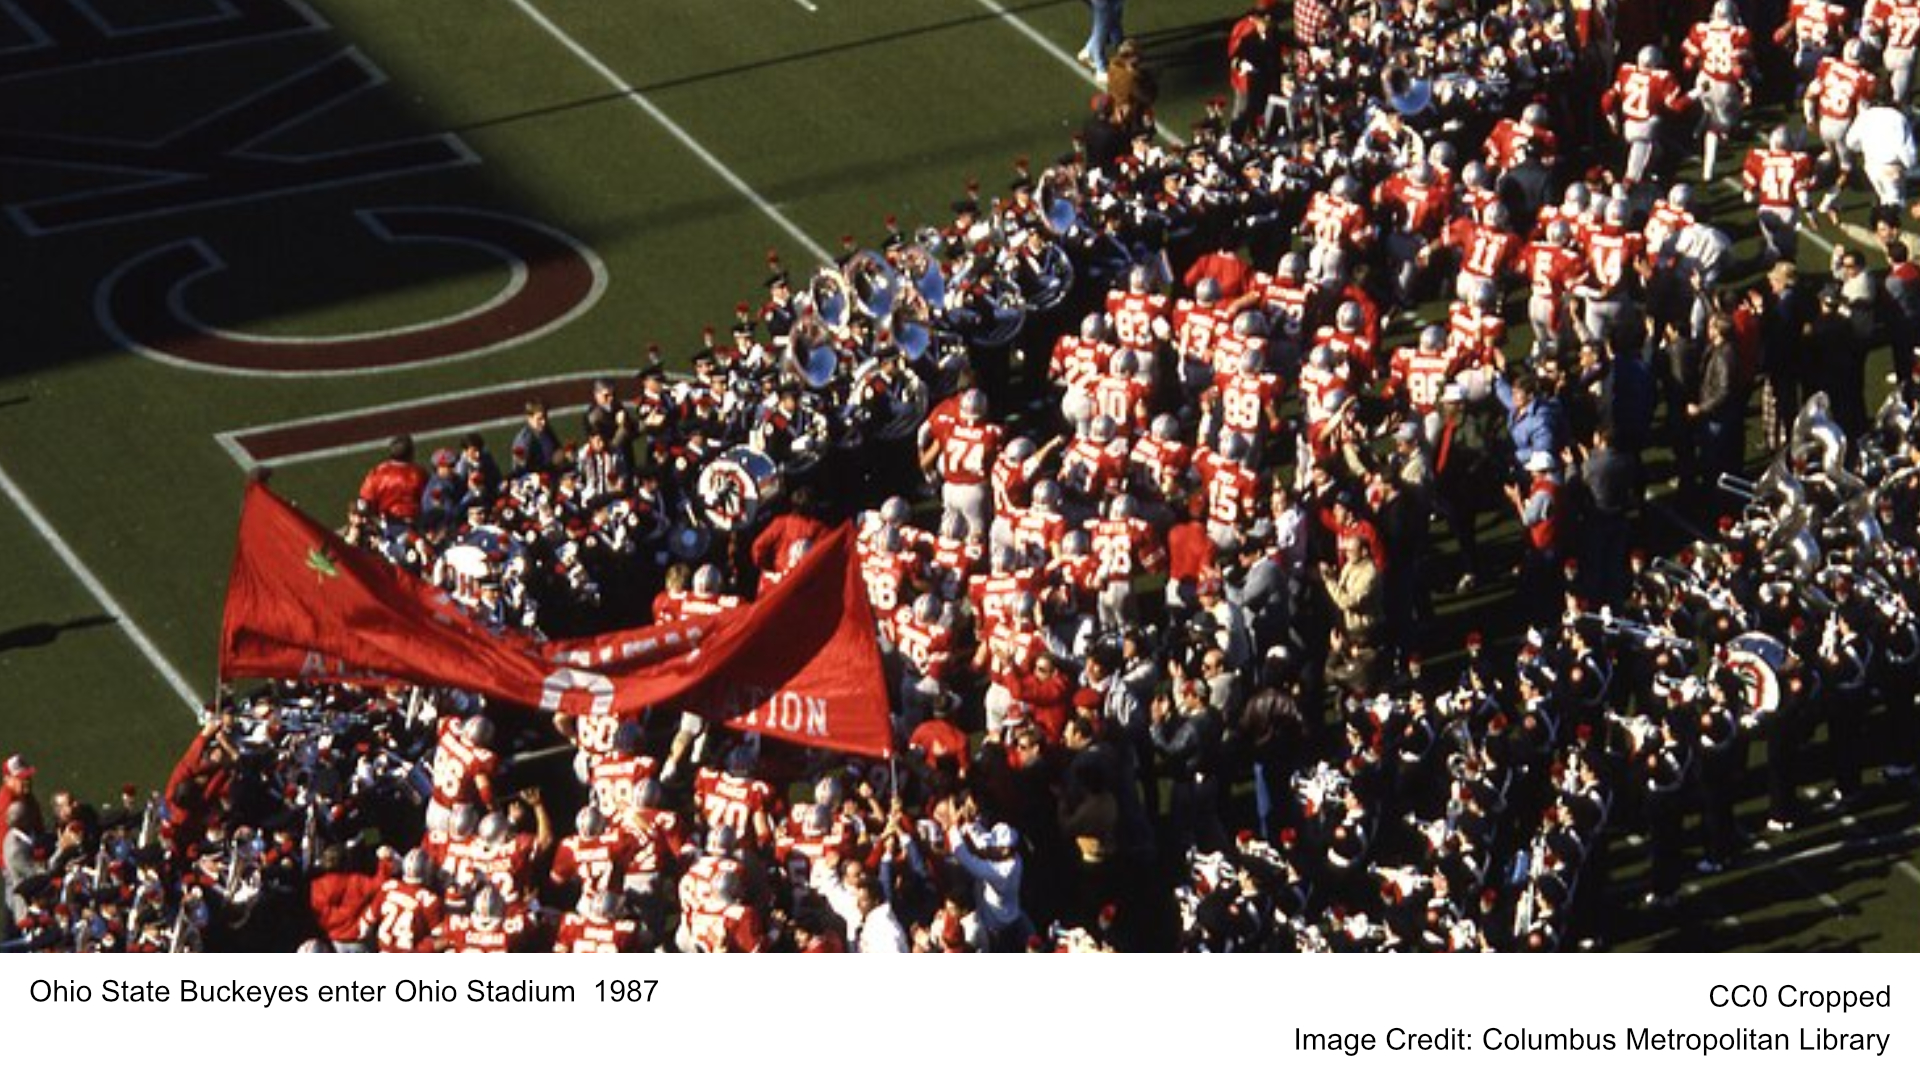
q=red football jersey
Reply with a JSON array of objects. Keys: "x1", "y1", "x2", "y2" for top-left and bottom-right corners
[
  {"x1": 1374, "y1": 174, "x2": 1450, "y2": 236},
  {"x1": 469, "y1": 834, "x2": 536, "y2": 906},
  {"x1": 1643, "y1": 201, "x2": 1695, "y2": 260},
  {"x1": 1389, "y1": 345, "x2": 1456, "y2": 413},
  {"x1": 1445, "y1": 302, "x2": 1507, "y2": 370},
  {"x1": 990, "y1": 453, "x2": 1037, "y2": 516},
  {"x1": 1743, "y1": 148, "x2": 1814, "y2": 207},
  {"x1": 1051, "y1": 335, "x2": 1113, "y2": 386},
  {"x1": 1297, "y1": 361, "x2": 1351, "y2": 423},
  {"x1": 619, "y1": 811, "x2": 676, "y2": 877},
  {"x1": 1006, "y1": 506, "x2": 1068, "y2": 564},
  {"x1": 554, "y1": 912, "x2": 640, "y2": 953},
  {"x1": 1306, "y1": 192, "x2": 1370, "y2": 249},
  {"x1": 1683, "y1": 21, "x2": 1752, "y2": 81},
  {"x1": 1059, "y1": 437, "x2": 1126, "y2": 501},
  {"x1": 367, "y1": 880, "x2": 443, "y2": 954},
  {"x1": 1452, "y1": 221, "x2": 1521, "y2": 280},
  {"x1": 860, "y1": 546, "x2": 921, "y2": 617},
  {"x1": 1172, "y1": 300, "x2": 1229, "y2": 365},
  {"x1": 1193, "y1": 449, "x2": 1261, "y2": 530},
  {"x1": 1252, "y1": 273, "x2": 1319, "y2": 340},
  {"x1": 693, "y1": 768, "x2": 774, "y2": 842},
  {"x1": 1214, "y1": 371, "x2": 1282, "y2": 435},
  {"x1": 890, "y1": 608, "x2": 956, "y2": 680},
  {"x1": 1105, "y1": 291, "x2": 1170, "y2": 349},
  {"x1": 550, "y1": 829, "x2": 638, "y2": 898},
  {"x1": 429, "y1": 724, "x2": 497, "y2": 812},
  {"x1": 939, "y1": 419, "x2": 1003, "y2": 486},
  {"x1": 983, "y1": 621, "x2": 1044, "y2": 687},
  {"x1": 1518, "y1": 242, "x2": 1586, "y2": 300},
  {"x1": 1583, "y1": 228, "x2": 1645, "y2": 294},
  {"x1": 1604, "y1": 65, "x2": 1689, "y2": 122},
  {"x1": 443, "y1": 910, "x2": 530, "y2": 954},
  {"x1": 1868, "y1": 0, "x2": 1920, "y2": 48},
  {"x1": 971, "y1": 566, "x2": 1042, "y2": 631},
  {"x1": 1312, "y1": 326, "x2": 1378, "y2": 381},
  {"x1": 1129, "y1": 435, "x2": 1192, "y2": 496},
  {"x1": 687, "y1": 897, "x2": 765, "y2": 953},
  {"x1": 589, "y1": 752, "x2": 659, "y2": 819},
  {"x1": 1784, "y1": 0, "x2": 1848, "y2": 47},
  {"x1": 1483, "y1": 118, "x2": 1559, "y2": 171},
  {"x1": 1092, "y1": 374, "x2": 1149, "y2": 433},
  {"x1": 1809, "y1": 57, "x2": 1875, "y2": 120},
  {"x1": 1091, "y1": 518, "x2": 1164, "y2": 585}
]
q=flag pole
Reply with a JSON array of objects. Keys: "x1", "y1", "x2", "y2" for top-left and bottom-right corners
[{"x1": 206, "y1": 472, "x2": 270, "y2": 725}]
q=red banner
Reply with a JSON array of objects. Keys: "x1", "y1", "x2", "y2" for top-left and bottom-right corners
[{"x1": 219, "y1": 482, "x2": 891, "y2": 758}]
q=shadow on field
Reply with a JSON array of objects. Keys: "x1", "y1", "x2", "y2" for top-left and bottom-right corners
[
  {"x1": 448, "y1": 0, "x2": 1084, "y2": 137},
  {"x1": 0, "y1": 614, "x2": 118, "y2": 654},
  {"x1": 1, "y1": 10, "x2": 615, "y2": 377}
]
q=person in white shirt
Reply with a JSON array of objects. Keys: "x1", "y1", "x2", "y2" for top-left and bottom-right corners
[
  {"x1": 1839, "y1": 102, "x2": 1918, "y2": 205},
  {"x1": 947, "y1": 821, "x2": 1032, "y2": 951},
  {"x1": 854, "y1": 879, "x2": 908, "y2": 953}
]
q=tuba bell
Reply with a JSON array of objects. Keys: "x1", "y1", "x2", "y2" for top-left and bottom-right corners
[
  {"x1": 1791, "y1": 391, "x2": 1850, "y2": 476},
  {"x1": 1037, "y1": 169, "x2": 1082, "y2": 238},
  {"x1": 896, "y1": 242, "x2": 948, "y2": 312},
  {"x1": 806, "y1": 266, "x2": 853, "y2": 332},
  {"x1": 781, "y1": 315, "x2": 840, "y2": 389},
  {"x1": 843, "y1": 249, "x2": 900, "y2": 322},
  {"x1": 1764, "y1": 504, "x2": 1824, "y2": 578}
]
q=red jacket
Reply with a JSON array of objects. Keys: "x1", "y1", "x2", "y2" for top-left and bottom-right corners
[
  {"x1": 358, "y1": 460, "x2": 428, "y2": 522},
  {"x1": 1166, "y1": 520, "x2": 1216, "y2": 585},
  {"x1": 751, "y1": 511, "x2": 829, "y2": 575},
  {"x1": 309, "y1": 866, "x2": 390, "y2": 944},
  {"x1": 1011, "y1": 670, "x2": 1073, "y2": 742},
  {"x1": 164, "y1": 731, "x2": 232, "y2": 842}
]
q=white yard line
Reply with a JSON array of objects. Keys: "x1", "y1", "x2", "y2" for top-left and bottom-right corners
[
  {"x1": 1750, "y1": 835, "x2": 1847, "y2": 913},
  {"x1": 0, "y1": 462, "x2": 202, "y2": 713},
  {"x1": 504, "y1": 0, "x2": 831, "y2": 264},
  {"x1": 965, "y1": 0, "x2": 1179, "y2": 143}
]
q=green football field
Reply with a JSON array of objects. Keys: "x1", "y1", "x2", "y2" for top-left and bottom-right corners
[{"x1": 0, "y1": 0, "x2": 1914, "y2": 948}]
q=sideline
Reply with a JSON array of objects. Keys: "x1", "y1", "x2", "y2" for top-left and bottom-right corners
[{"x1": 0, "y1": 462, "x2": 202, "y2": 713}]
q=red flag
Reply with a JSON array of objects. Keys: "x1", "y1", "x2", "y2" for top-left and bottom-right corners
[{"x1": 219, "y1": 482, "x2": 892, "y2": 757}]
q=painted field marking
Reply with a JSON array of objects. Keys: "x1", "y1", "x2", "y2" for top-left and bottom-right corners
[
  {"x1": 214, "y1": 368, "x2": 631, "y2": 469},
  {"x1": 1749, "y1": 834, "x2": 1848, "y2": 913},
  {"x1": 98, "y1": 208, "x2": 606, "y2": 379},
  {"x1": 504, "y1": 0, "x2": 831, "y2": 264},
  {"x1": 2, "y1": 48, "x2": 478, "y2": 235},
  {"x1": 66, "y1": 0, "x2": 242, "y2": 37},
  {"x1": 0, "y1": 462, "x2": 202, "y2": 713},
  {"x1": 0, "y1": 0, "x2": 324, "y2": 79}
]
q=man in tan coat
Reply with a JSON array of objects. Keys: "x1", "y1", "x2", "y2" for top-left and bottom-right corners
[{"x1": 1323, "y1": 532, "x2": 1386, "y2": 696}]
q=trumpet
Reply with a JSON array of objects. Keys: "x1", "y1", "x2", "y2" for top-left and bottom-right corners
[{"x1": 1574, "y1": 611, "x2": 1696, "y2": 654}]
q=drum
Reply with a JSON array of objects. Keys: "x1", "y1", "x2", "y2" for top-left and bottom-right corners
[
  {"x1": 1719, "y1": 632, "x2": 1790, "y2": 717},
  {"x1": 697, "y1": 447, "x2": 782, "y2": 531}
]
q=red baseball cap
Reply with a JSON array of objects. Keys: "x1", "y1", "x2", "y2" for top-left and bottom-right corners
[{"x1": 4, "y1": 755, "x2": 34, "y2": 779}]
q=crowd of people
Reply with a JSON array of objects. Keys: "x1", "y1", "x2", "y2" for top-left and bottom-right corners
[{"x1": 8, "y1": 0, "x2": 1920, "y2": 951}]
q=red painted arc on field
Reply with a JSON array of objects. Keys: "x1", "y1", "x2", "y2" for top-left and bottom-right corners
[{"x1": 97, "y1": 207, "x2": 604, "y2": 374}]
